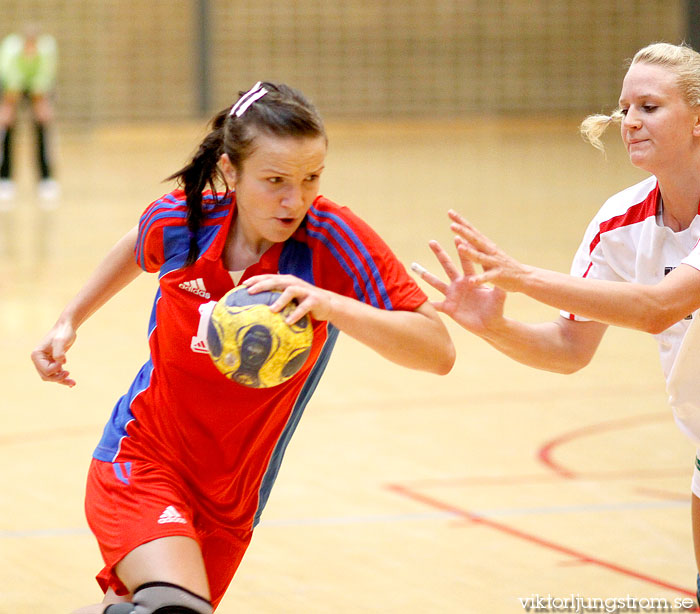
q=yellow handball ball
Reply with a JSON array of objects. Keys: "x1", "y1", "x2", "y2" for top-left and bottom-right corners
[{"x1": 207, "y1": 285, "x2": 314, "y2": 388}]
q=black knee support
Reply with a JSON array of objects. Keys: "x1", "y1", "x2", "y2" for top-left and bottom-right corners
[{"x1": 104, "y1": 582, "x2": 212, "y2": 614}]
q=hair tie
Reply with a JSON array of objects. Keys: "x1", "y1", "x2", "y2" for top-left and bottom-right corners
[{"x1": 229, "y1": 82, "x2": 269, "y2": 117}]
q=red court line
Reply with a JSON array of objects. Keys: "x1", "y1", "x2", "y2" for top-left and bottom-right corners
[
  {"x1": 538, "y1": 412, "x2": 671, "y2": 478},
  {"x1": 634, "y1": 487, "x2": 689, "y2": 501},
  {"x1": 386, "y1": 482, "x2": 696, "y2": 598},
  {"x1": 386, "y1": 412, "x2": 695, "y2": 598}
]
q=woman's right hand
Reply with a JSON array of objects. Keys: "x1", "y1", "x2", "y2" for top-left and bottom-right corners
[
  {"x1": 28, "y1": 225, "x2": 143, "y2": 389},
  {"x1": 412, "y1": 236, "x2": 508, "y2": 337},
  {"x1": 31, "y1": 320, "x2": 77, "y2": 387}
]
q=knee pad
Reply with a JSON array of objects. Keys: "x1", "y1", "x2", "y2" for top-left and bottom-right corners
[{"x1": 104, "y1": 582, "x2": 212, "y2": 614}]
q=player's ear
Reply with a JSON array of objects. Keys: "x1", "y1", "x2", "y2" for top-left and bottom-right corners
[
  {"x1": 219, "y1": 153, "x2": 238, "y2": 187},
  {"x1": 692, "y1": 111, "x2": 700, "y2": 137}
]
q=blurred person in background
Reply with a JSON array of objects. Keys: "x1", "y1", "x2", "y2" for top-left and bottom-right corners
[{"x1": 0, "y1": 23, "x2": 59, "y2": 209}]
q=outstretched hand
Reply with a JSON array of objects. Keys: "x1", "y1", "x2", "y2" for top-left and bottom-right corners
[
  {"x1": 411, "y1": 223, "x2": 507, "y2": 336},
  {"x1": 446, "y1": 209, "x2": 531, "y2": 292}
]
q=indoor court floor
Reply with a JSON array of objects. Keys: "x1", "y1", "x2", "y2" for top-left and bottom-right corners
[{"x1": 1, "y1": 116, "x2": 698, "y2": 612}]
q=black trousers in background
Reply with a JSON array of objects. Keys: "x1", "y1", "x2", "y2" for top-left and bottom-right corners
[{"x1": 0, "y1": 122, "x2": 52, "y2": 180}]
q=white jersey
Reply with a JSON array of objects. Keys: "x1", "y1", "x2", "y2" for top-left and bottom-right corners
[
  {"x1": 682, "y1": 237, "x2": 700, "y2": 270},
  {"x1": 671, "y1": 233, "x2": 700, "y2": 445},
  {"x1": 566, "y1": 175, "x2": 700, "y2": 381}
]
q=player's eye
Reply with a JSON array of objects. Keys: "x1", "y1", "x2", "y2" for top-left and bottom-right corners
[{"x1": 642, "y1": 105, "x2": 657, "y2": 113}]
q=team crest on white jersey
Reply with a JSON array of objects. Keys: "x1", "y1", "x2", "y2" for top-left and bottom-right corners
[
  {"x1": 179, "y1": 278, "x2": 210, "y2": 299},
  {"x1": 157, "y1": 505, "x2": 187, "y2": 524}
]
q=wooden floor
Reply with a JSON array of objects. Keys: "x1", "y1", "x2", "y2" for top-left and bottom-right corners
[{"x1": 1, "y1": 117, "x2": 698, "y2": 613}]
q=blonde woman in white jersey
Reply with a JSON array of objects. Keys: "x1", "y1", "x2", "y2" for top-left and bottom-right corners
[{"x1": 413, "y1": 42, "x2": 700, "y2": 600}]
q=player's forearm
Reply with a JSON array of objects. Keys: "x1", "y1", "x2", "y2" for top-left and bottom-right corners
[
  {"x1": 59, "y1": 226, "x2": 142, "y2": 329},
  {"x1": 327, "y1": 297, "x2": 455, "y2": 374},
  {"x1": 478, "y1": 317, "x2": 599, "y2": 374},
  {"x1": 518, "y1": 266, "x2": 691, "y2": 334}
]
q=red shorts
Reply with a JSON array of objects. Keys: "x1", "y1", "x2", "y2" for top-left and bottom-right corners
[{"x1": 85, "y1": 458, "x2": 252, "y2": 608}]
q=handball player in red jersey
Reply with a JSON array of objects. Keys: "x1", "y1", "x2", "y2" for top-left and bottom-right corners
[{"x1": 32, "y1": 81, "x2": 455, "y2": 614}]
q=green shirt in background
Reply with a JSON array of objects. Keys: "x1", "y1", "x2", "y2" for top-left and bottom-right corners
[{"x1": 0, "y1": 33, "x2": 57, "y2": 95}]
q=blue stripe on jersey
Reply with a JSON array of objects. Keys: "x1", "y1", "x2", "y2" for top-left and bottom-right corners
[
  {"x1": 279, "y1": 238, "x2": 314, "y2": 283},
  {"x1": 160, "y1": 224, "x2": 192, "y2": 272},
  {"x1": 252, "y1": 325, "x2": 340, "y2": 528},
  {"x1": 93, "y1": 360, "x2": 155, "y2": 462},
  {"x1": 113, "y1": 462, "x2": 132, "y2": 485},
  {"x1": 307, "y1": 207, "x2": 392, "y2": 309},
  {"x1": 207, "y1": 209, "x2": 229, "y2": 220},
  {"x1": 306, "y1": 226, "x2": 365, "y2": 300},
  {"x1": 137, "y1": 192, "x2": 231, "y2": 270},
  {"x1": 138, "y1": 209, "x2": 187, "y2": 270},
  {"x1": 151, "y1": 223, "x2": 224, "y2": 277},
  {"x1": 147, "y1": 286, "x2": 162, "y2": 338},
  {"x1": 137, "y1": 196, "x2": 181, "y2": 226}
]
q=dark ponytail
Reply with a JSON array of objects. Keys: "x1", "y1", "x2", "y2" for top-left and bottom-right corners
[
  {"x1": 167, "y1": 109, "x2": 228, "y2": 266},
  {"x1": 167, "y1": 82, "x2": 326, "y2": 267}
]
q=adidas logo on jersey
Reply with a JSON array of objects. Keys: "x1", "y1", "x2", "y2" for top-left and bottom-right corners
[
  {"x1": 190, "y1": 301, "x2": 215, "y2": 354},
  {"x1": 190, "y1": 337, "x2": 209, "y2": 354},
  {"x1": 179, "y1": 278, "x2": 210, "y2": 299},
  {"x1": 157, "y1": 505, "x2": 187, "y2": 524}
]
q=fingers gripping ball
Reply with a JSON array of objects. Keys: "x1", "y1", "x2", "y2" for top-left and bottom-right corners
[{"x1": 207, "y1": 285, "x2": 313, "y2": 388}]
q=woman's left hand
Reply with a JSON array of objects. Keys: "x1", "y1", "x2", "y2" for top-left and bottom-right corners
[
  {"x1": 243, "y1": 274, "x2": 333, "y2": 324},
  {"x1": 446, "y1": 209, "x2": 531, "y2": 292}
]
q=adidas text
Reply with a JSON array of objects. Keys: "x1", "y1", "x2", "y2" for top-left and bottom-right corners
[{"x1": 179, "y1": 278, "x2": 210, "y2": 299}]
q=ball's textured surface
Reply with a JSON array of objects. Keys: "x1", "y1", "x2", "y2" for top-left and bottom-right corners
[{"x1": 207, "y1": 286, "x2": 313, "y2": 388}]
